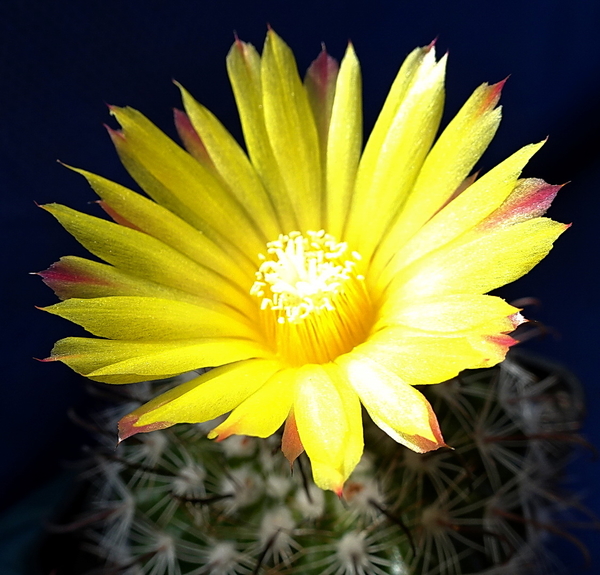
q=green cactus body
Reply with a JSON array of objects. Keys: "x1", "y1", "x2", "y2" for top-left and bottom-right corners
[{"x1": 63, "y1": 353, "x2": 584, "y2": 575}]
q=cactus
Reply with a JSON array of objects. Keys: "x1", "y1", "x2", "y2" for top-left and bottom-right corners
[{"x1": 53, "y1": 351, "x2": 585, "y2": 575}]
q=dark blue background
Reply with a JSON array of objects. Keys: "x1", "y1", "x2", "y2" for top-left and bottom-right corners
[{"x1": 1, "y1": 1, "x2": 599, "y2": 572}]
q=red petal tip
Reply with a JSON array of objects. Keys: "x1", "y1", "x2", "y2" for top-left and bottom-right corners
[
  {"x1": 282, "y1": 413, "x2": 304, "y2": 464},
  {"x1": 118, "y1": 414, "x2": 140, "y2": 442},
  {"x1": 479, "y1": 79, "x2": 507, "y2": 113},
  {"x1": 213, "y1": 429, "x2": 234, "y2": 443},
  {"x1": 118, "y1": 413, "x2": 173, "y2": 442},
  {"x1": 425, "y1": 36, "x2": 439, "y2": 51},
  {"x1": 103, "y1": 124, "x2": 125, "y2": 140},
  {"x1": 497, "y1": 76, "x2": 510, "y2": 88},
  {"x1": 34, "y1": 356, "x2": 57, "y2": 363},
  {"x1": 491, "y1": 77, "x2": 508, "y2": 96}
]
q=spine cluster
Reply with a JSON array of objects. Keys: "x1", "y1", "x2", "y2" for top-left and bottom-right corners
[{"x1": 56, "y1": 353, "x2": 586, "y2": 575}]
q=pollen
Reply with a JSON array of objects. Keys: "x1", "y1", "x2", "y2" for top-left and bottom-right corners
[{"x1": 251, "y1": 231, "x2": 373, "y2": 365}]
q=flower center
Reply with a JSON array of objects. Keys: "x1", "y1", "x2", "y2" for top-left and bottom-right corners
[{"x1": 251, "y1": 230, "x2": 373, "y2": 365}]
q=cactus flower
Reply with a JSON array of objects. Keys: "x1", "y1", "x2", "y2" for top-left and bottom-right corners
[{"x1": 39, "y1": 31, "x2": 567, "y2": 493}]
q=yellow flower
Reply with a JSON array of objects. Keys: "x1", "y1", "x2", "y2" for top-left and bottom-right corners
[{"x1": 40, "y1": 31, "x2": 567, "y2": 493}]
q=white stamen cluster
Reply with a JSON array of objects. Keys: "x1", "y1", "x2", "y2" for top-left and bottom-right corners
[{"x1": 251, "y1": 230, "x2": 363, "y2": 324}]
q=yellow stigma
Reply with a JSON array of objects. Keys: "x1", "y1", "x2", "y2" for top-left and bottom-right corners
[{"x1": 251, "y1": 230, "x2": 373, "y2": 365}]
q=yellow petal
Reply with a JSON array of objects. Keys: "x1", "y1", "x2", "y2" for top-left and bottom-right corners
[
  {"x1": 178, "y1": 84, "x2": 281, "y2": 240},
  {"x1": 209, "y1": 367, "x2": 297, "y2": 440},
  {"x1": 325, "y1": 43, "x2": 362, "y2": 239},
  {"x1": 481, "y1": 178, "x2": 562, "y2": 230},
  {"x1": 109, "y1": 106, "x2": 266, "y2": 261},
  {"x1": 41, "y1": 296, "x2": 259, "y2": 341},
  {"x1": 42, "y1": 204, "x2": 254, "y2": 316},
  {"x1": 377, "y1": 294, "x2": 520, "y2": 333},
  {"x1": 70, "y1": 166, "x2": 253, "y2": 285},
  {"x1": 261, "y1": 29, "x2": 322, "y2": 230},
  {"x1": 378, "y1": 141, "x2": 545, "y2": 290},
  {"x1": 327, "y1": 364, "x2": 364, "y2": 481},
  {"x1": 345, "y1": 45, "x2": 446, "y2": 257},
  {"x1": 226, "y1": 39, "x2": 298, "y2": 232},
  {"x1": 173, "y1": 108, "x2": 217, "y2": 168},
  {"x1": 38, "y1": 256, "x2": 210, "y2": 304},
  {"x1": 293, "y1": 364, "x2": 363, "y2": 493},
  {"x1": 372, "y1": 81, "x2": 504, "y2": 275},
  {"x1": 47, "y1": 336, "x2": 270, "y2": 383},
  {"x1": 336, "y1": 354, "x2": 445, "y2": 453},
  {"x1": 391, "y1": 217, "x2": 569, "y2": 299},
  {"x1": 468, "y1": 333, "x2": 517, "y2": 368},
  {"x1": 358, "y1": 45, "x2": 431, "y2": 164},
  {"x1": 304, "y1": 48, "x2": 339, "y2": 167},
  {"x1": 119, "y1": 359, "x2": 282, "y2": 438},
  {"x1": 352, "y1": 327, "x2": 482, "y2": 385},
  {"x1": 373, "y1": 296, "x2": 522, "y2": 373}
]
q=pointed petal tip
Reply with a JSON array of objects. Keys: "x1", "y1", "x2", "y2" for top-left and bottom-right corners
[
  {"x1": 493, "y1": 76, "x2": 509, "y2": 92},
  {"x1": 510, "y1": 312, "x2": 528, "y2": 329},
  {"x1": 118, "y1": 413, "x2": 173, "y2": 442},
  {"x1": 282, "y1": 413, "x2": 304, "y2": 464},
  {"x1": 103, "y1": 123, "x2": 125, "y2": 140},
  {"x1": 314, "y1": 45, "x2": 330, "y2": 62},
  {"x1": 411, "y1": 434, "x2": 449, "y2": 453},
  {"x1": 207, "y1": 426, "x2": 234, "y2": 442},
  {"x1": 233, "y1": 34, "x2": 244, "y2": 49},
  {"x1": 498, "y1": 75, "x2": 509, "y2": 87},
  {"x1": 171, "y1": 80, "x2": 188, "y2": 97},
  {"x1": 173, "y1": 107, "x2": 185, "y2": 122},
  {"x1": 486, "y1": 77, "x2": 508, "y2": 108},
  {"x1": 118, "y1": 414, "x2": 140, "y2": 442},
  {"x1": 55, "y1": 160, "x2": 80, "y2": 176}
]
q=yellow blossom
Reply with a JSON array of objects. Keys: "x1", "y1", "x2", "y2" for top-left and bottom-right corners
[{"x1": 39, "y1": 31, "x2": 567, "y2": 493}]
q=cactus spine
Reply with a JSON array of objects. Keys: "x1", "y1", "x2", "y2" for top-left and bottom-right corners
[{"x1": 60, "y1": 352, "x2": 584, "y2": 575}]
